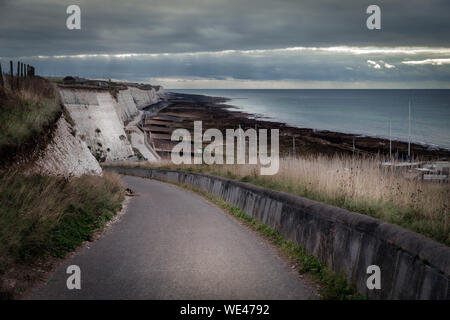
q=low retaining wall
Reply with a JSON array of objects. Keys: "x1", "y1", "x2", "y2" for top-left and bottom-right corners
[{"x1": 105, "y1": 166, "x2": 450, "y2": 300}]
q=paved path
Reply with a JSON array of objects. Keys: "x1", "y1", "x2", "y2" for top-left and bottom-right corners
[{"x1": 30, "y1": 175, "x2": 316, "y2": 299}]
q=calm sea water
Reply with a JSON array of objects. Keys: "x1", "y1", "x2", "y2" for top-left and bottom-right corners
[{"x1": 170, "y1": 89, "x2": 450, "y2": 150}]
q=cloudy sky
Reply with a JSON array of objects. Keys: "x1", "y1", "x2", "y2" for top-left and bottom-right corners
[{"x1": 1, "y1": 0, "x2": 450, "y2": 88}]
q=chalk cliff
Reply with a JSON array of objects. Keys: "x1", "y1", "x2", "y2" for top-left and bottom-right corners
[
  {"x1": 58, "y1": 85, "x2": 164, "y2": 162},
  {"x1": 31, "y1": 83, "x2": 164, "y2": 177},
  {"x1": 32, "y1": 115, "x2": 102, "y2": 177}
]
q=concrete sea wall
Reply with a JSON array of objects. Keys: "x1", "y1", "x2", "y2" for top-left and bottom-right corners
[{"x1": 105, "y1": 166, "x2": 450, "y2": 300}]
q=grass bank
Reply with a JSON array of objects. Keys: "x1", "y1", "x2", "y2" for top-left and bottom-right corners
[
  {"x1": 0, "y1": 78, "x2": 62, "y2": 165},
  {"x1": 106, "y1": 156, "x2": 450, "y2": 246},
  {"x1": 0, "y1": 171, "x2": 125, "y2": 299}
]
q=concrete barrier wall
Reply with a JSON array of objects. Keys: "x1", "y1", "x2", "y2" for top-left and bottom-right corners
[{"x1": 105, "y1": 166, "x2": 450, "y2": 300}]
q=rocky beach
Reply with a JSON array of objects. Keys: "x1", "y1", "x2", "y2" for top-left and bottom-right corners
[{"x1": 151, "y1": 92, "x2": 450, "y2": 160}]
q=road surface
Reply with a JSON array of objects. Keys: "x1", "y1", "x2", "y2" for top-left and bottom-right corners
[{"x1": 30, "y1": 175, "x2": 316, "y2": 299}]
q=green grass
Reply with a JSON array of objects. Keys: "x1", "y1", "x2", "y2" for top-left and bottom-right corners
[
  {"x1": 0, "y1": 95, "x2": 60, "y2": 147},
  {"x1": 156, "y1": 178, "x2": 366, "y2": 300},
  {"x1": 0, "y1": 79, "x2": 62, "y2": 163},
  {"x1": 0, "y1": 171, "x2": 125, "y2": 270}
]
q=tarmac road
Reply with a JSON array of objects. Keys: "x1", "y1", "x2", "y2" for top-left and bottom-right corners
[{"x1": 30, "y1": 175, "x2": 317, "y2": 299}]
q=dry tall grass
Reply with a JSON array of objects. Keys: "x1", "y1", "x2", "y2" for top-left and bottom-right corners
[
  {"x1": 0, "y1": 171, "x2": 125, "y2": 268},
  {"x1": 116, "y1": 155, "x2": 449, "y2": 245}
]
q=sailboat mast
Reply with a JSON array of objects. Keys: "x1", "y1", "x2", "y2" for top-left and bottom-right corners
[
  {"x1": 408, "y1": 101, "x2": 411, "y2": 159},
  {"x1": 389, "y1": 120, "x2": 392, "y2": 159},
  {"x1": 292, "y1": 136, "x2": 296, "y2": 157},
  {"x1": 352, "y1": 137, "x2": 355, "y2": 154}
]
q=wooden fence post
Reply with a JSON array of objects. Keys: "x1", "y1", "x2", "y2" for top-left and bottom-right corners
[
  {"x1": 25, "y1": 64, "x2": 28, "y2": 78},
  {"x1": 20, "y1": 62, "x2": 23, "y2": 78},
  {"x1": 16, "y1": 61, "x2": 20, "y2": 89},
  {"x1": 0, "y1": 63, "x2": 4, "y2": 89},
  {"x1": 10, "y1": 60, "x2": 14, "y2": 90}
]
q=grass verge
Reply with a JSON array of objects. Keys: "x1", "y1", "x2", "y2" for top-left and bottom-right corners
[
  {"x1": 153, "y1": 177, "x2": 366, "y2": 300},
  {"x1": 0, "y1": 171, "x2": 125, "y2": 299}
]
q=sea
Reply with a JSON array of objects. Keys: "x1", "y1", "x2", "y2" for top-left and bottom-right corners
[{"x1": 170, "y1": 89, "x2": 450, "y2": 150}]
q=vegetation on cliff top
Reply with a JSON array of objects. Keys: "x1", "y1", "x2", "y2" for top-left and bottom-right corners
[{"x1": 0, "y1": 77, "x2": 62, "y2": 165}]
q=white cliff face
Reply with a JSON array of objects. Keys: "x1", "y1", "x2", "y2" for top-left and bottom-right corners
[
  {"x1": 60, "y1": 88, "x2": 134, "y2": 161},
  {"x1": 115, "y1": 89, "x2": 139, "y2": 122},
  {"x1": 32, "y1": 116, "x2": 102, "y2": 177},
  {"x1": 127, "y1": 86, "x2": 162, "y2": 109},
  {"x1": 29, "y1": 84, "x2": 163, "y2": 177},
  {"x1": 58, "y1": 85, "x2": 164, "y2": 162},
  {"x1": 155, "y1": 86, "x2": 165, "y2": 99}
]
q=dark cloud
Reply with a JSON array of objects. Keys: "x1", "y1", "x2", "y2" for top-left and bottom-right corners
[
  {"x1": 0, "y1": 0, "x2": 449, "y2": 87},
  {"x1": 1, "y1": 0, "x2": 449, "y2": 57}
]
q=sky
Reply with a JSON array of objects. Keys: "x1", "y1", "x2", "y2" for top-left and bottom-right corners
[{"x1": 1, "y1": 0, "x2": 450, "y2": 88}]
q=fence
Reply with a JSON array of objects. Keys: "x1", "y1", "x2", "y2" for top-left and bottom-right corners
[{"x1": 0, "y1": 60, "x2": 36, "y2": 91}]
